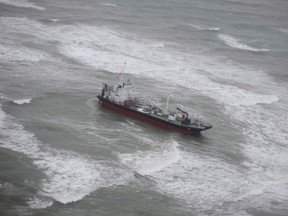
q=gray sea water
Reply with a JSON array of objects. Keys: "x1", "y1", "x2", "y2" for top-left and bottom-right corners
[{"x1": 0, "y1": 0, "x2": 288, "y2": 215}]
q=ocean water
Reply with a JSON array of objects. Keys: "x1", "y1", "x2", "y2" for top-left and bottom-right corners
[{"x1": 0, "y1": 0, "x2": 288, "y2": 215}]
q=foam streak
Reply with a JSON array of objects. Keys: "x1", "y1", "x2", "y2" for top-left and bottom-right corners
[
  {"x1": 0, "y1": 106, "x2": 119, "y2": 205},
  {"x1": 218, "y1": 34, "x2": 270, "y2": 52}
]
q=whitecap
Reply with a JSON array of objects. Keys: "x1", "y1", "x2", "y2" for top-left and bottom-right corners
[
  {"x1": 0, "y1": 105, "x2": 126, "y2": 205},
  {"x1": 102, "y1": 3, "x2": 118, "y2": 7},
  {"x1": 1, "y1": 17, "x2": 273, "y2": 109},
  {"x1": 27, "y1": 196, "x2": 53, "y2": 209},
  {"x1": 218, "y1": 34, "x2": 270, "y2": 52},
  {"x1": 52, "y1": 22, "x2": 278, "y2": 108},
  {"x1": 149, "y1": 43, "x2": 165, "y2": 48},
  {"x1": 0, "y1": 17, "x2": 278, "y2": 108},
  {"x1": 12, "y1": 98, "x2": 32, "y2": 105},
  {"x1": 49, "y1": 19, "x2": 59, "y2": 23},
  {"x1": 119, "y1": 141, "x2": 180, "y2": 175},
  {"x1": 190, "y1": 24, "x2": 221, "y2": 31},
  {"x1": 1, "y1": 17, "x2": 287, "y2": 213},
  {"x1": 0, "y1": 44, "x2": 48, "y2": 63}
]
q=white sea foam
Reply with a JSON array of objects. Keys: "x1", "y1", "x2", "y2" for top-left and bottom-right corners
[
  {"x1": 0, "y1": 44, "x2": 48, "y2": 63},
  {"x1": 218, "y1": 34, "x2": 270, "y2": 52},
  {"x1": 102, "y1": 3, "x2": 118, "y2": 7},
  {"x1": 119, "y1": 139, "x2": 281, "y2": 215},
  {"x1": 1, "y1": 17, "x2": 287, "y2": 211},
  {"x1": 153, "y1": 152, "x2": 244, "y2": 210},
  {"x1": 225, "y1": 104, "x2": 288, "y2": 173},
  {"x1": 134, "y1": 143, "x2": 288, "y2": 214},
  {"x1": 0, "y1": 182, "x2": 15, "y2": 191},
  {"x1": 12, "y1": 98, "x2": 32, "y2": 105},
  {"x1": 0, "y1": 105, "x2": 124, "y2": 205},
  {"x1": 0, "y1": 18, "x2": 280, "y2": 107},
  {"x1": 119, "y1": 141, "x2": 180, "y2": 175},
  {"x1": 149, "y1": 43, "x2": 165, "y2": 47},
  {"x1": 190, "y1": 24, "x2": 221, "y2": 31},
  {"x1": 0, "y1": 18, "x2": 276, "y2": 109},
  {"x1": 64, "y1": 21, "x2": 288, "y2": 212},
  {"x1": 49, "y1": 19, "x2": 59, "y2": 23},
  {"x1": 0, "y1": 0, "x2": 45, "y2": 10},
  {"x1": 1, "y1": 19, "x2": 283, "y2": 131},
  {"x1": 27, "y1": 196, "x2": 53, "y2": 209},
  {"x1": 50, "y1": 22, "x2": 277, "y2": 107}
]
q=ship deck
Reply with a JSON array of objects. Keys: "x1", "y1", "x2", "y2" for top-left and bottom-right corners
[{"x1": 129, "y1": 105, "x2": 203, "y2": 129}]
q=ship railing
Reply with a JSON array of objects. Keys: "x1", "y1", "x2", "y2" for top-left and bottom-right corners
[
  {"x1": 134, "y1": 97, "x2": 169, "y2": 116},
  {"x1": 143, "y1": 97, "x2": 165, "y2": 112}
]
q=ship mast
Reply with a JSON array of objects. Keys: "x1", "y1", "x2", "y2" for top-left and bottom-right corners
[{"x1": 165, "y1": 94, "x2": 170, "y2": 114}]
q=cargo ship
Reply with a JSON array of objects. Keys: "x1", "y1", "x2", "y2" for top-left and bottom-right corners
[{"x1": 97, "y1": 78, "x2": 212, "y2": 135}]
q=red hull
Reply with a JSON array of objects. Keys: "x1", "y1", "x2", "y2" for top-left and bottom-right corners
[{"x1": 98, "y1": 97, "x2": 202, "y2": 135}]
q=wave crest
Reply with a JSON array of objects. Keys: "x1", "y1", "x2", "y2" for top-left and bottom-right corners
[
  {"x1": 0, "y1": 44, "x2": 48, "y2": 63},
  {"x1": 190, "y1": 24, "x2": 221, "y2": 32},
  {"x1": 0, "y1": 106, "x2": 125, "y2": 205},
  {"x1": 119, "y1": 141, "x2": 180, "y2": 175},
  {"x1": 12, "y1": 98, "x2": 32, "y2": 105},
  {"x1": 218, "y1": 34, "x2": 270, "y2": 52}
]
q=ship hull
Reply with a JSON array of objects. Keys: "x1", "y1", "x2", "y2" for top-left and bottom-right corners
[{"x1": 97, "y1": 96, "x2": 207, "y2": 135}]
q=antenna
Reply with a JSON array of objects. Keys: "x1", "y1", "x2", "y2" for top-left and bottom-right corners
[{"x1": 165, "y1": 94, "x2": 170, "y2": 114}]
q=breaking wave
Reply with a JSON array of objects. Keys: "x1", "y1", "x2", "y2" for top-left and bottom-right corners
[
  {"x1": 12, "y1": 98, "x2": 32, "y2": 105},
  {"x1": 119, "y1": 141, "x2": 180, "y2": 175},
  {"x1": 190, "y1": 24, "x2": 221, "y2": 31},
  {"x1": 27, "y1": 196, "x2": 53, "y2": 209},
  {"x1": 218, "y1": 34, "x2": 270, "y2": 52},
  {"x1": 49, "y1": 19, "x2": 59, "y2": 23},
  {"x1": 1, "y1": 16, "x2": 287, "y2": 213},
  {"x1": 0, "y1": 16, "x2": 277, "y2": 108},
  {"x1": 0, "y1": 105, "x2": 124, "y2": 205},
  {"x1": 0, "y1": 43, "x2": 49, "y2": 63}
]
